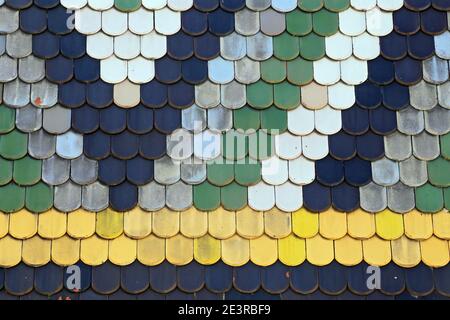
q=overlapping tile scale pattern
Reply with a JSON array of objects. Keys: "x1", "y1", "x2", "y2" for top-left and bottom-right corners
[{"x1": 0, "y1": 0, "x2": 450, "y2": 300}]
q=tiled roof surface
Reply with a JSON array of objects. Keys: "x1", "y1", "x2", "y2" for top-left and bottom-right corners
[{"x1": 0, "y1": 0, "x2": 449, "y2": 300}]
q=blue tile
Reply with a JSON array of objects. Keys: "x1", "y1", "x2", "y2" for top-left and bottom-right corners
[
  {"x1": 316, "y1": 156, "x2": 345, "y2": 187},
  {"x1": 344, "y1": 157, "x2": 372, "y2": 186},
  {"x1": 120, "y1": 262, "x2": 150, "y2": 295},
  {"x1": 154, "y1": 106, "x2": 181, "y2": 134},
  {"x1": 194, "y1": 32, "x2": 220, "y2": 60},
  {"x1": 126, "y1": 156, "x2": 154, "y2": 186},
  {"x1": 111, "y1": 131, "x2": 139, "y2": 160},
  {"x1": 19, "y1": 5, "x2": 47, "y2": 34},
  {"x1": 177, "y1": 262, "x2": 205, "y2": 293},
  {"x1": 329, "y1": 131, "x2": 357, "y2": 161},
  {"x1": 167, "y1": 32, "x2": 194, "y2": 60},
  {"x1": 149, "y1": 261, "x2": 177, "y2": 294},
  {"x1": 182, "y1": 57, "x2": 208, "y2": 84},
  {"x1": 302, "y1": 181, "x2": 331, "y2": 212},
  {"x1": 233, "y1": 262, "x2": 261, "y2": 294},
  {"x1": 100, "y1": 105, "x2": 127, "y2": 134},
  {"x1": 60, "y1": 31, "x2": 86, "y2": 59},
  {"x1": 356, "y1": 131, "x2": 384, "y2": 160},
  {"x1": 347, "y1": 262, "x2": 374, "y2": 296},
  {"x1": 87, "y1": 80, "x2": 114, "y2": 109},
  {"x1": 141, "y1": 80, "x2": 168, "y2": 108},
  {"x1": 369, "y1": 106, "x2": 397, "y2": 135},
  {"x1": 394, "y1": 7, "x2": 420, "y2": 35},
  {"x1": 74, "y1": 55, "x2": 100, "y2": 83},
  {"x1": 33, "y1": 31, "x2": 60, "y2": 59},
  {"x1": 5, "y1": 0, "x2": 32, "y2": 9},
  {"x1": 84, "y1": 131, "x2": 111, "y2": 160},
  {"x1": 380, "y1": 263, "x2": 405, "y2": 296},
  {"x1": 382, "y1": 82, "x2": 410, "y2": 110},
  {"x1": 261, "y1": 262, "x2": 289, "y2": 294},
  {"x1": 182, "y1": 8, "x2": 208, "y2": 36},
  {"x1": 368, "y1": 57, "x2": 395, "y2": 85},
  {"x1": 98, "y1": 156, "x2": 126, "y2": 185},
  {"x1": 342, "y1": 106, "x2": 369, "y2": 135},
  {"x1": 46, "y1": 55, "x2": 74, "y2": 84},
  {"x1": 168, "y1": 80, "x2": 195, "y2": 109},
  {"x1": 34, "y1": 264, "x2": 63, "y2": 296},
  {"x1": 155, "y1": 57, "x2": 182, "y2": 84},
  {"x1": 5, "y1": 263, "x2": 34, "y2": 296},
  {"x1": 380, "y1": 32, "x2": 407, "y2": 60},
  {"x1": 194, "y1": 0, "x2": 219, "y2": 12},
  {"x1": 290, "y1": 262, "x2": 319, "y2": 294},
  {"x1": 127, "y1": 105, "x2": 154, "y2": 134},
  {"x1": 405, "y1": 263, "x2": 434, "y2": 297},
  {"x1": 408, "y1": 31, "x2": 435, "y2": 59},
  {"x1": 205, "y1": 261, "x2": 232, "y2": 293},
  {"x1": 92, "y1": 262, "x2": 121, "y2": 295},
  {"x1": 331, "y1": 182, "x2": 360, "y2": 212},
  {"x1": 47, "y1": 5, "x2": 72, "y2": 35},
  {"x1": 58, "y1": 80, "x2": 86, "y2": 108},
  {"x1": 139, "y1": 131, "x2": 167, "y2": 160},
  {"x1": 208, "y1": 8, "x2": 235, "y2": 36},
  {"x1": 421, "y1": 7, "x2": 448, "y2": 34}
]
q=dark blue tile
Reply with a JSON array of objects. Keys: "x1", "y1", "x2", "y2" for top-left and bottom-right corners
[
  {"x1": 368, "y1": 57, "x2": 395, "y2": 85},
  {"x1": 342, "y1": 106, "x2": 369, "y2": 135},
  {"x1": 261, "y1": 262, "x2": 289, "y2": 294},
  {"x1": 87, "y1": 80, "x2": 114, "y2": 109},
  {"x1": 168, "y1": 80, "x2": 195, "y2": 109},
  {"x1": 382, "y1": 82, "x2": 410, "y2": 110},
  {"x1": 421, "y1": 7, "x2": 448, "y2": 34},
  {"x1": 329, "y1": 131, "x2": 357, "y2": 161},
  {"x1": 331, "y1": 182, "x2": 360, "y2": 212},
  {"x1": 380, "y1": 263, "x2": 405, "y2": 296},
  {"x1": 121, "y1": 262, "x2": 150, "y2": 295},
  {"x1": 154, "y1": 106, "x2": 181, "y2": 134},
  {"x1": 408, "y1": 31, "x2": 435, "y2": 59},
  {"x1": 92, "y1": 262, "x2": 121, "y2": 295},
  {"x1": 233, "y1": 262, "x2": 261, "y2": 294},
  {"x1": 19, "y1": 5, "x2": 47, "y2": 34},
  {"x1": 155, "y1": 57, "x2": 182, "y2": 84},
  {"x1": 220, "y1": 0, "x2": 246, "y2": 12},
  {"x1": 5, "y1": 0, "x2": 32, "y2": 9},
  {"x1": 355, "y1": 82, "x2": 382, "y2": 109},
  {"x1": 46, "y1": 55, "x2": 74, "y2": 84},
  {"x1": 344, "y1": 157, "x2": 372, "y2": 186},
  {"x1": 177, "y1": 262, "x2": 205, "y2": 293},
  {"x1": 434, "y1": 264, "x2": 450, "y2": 297},
  {"x1": 316, "y1": 156, "x2": 345, "y2": 187},
  {"x1": 34, "y1": 264, "x2": 64, "y2": 296},
  {"x1": 149, "y1": 261, "x2": 177, "y2": 294},
  {"x1": 126, "y1": 156, "x2": 154, "y2": 186},
  {"x1": 109, "y1": 290, "x2": 138, "y2": 300},
  {"x1": 84, "y1": 131, "x2": 111, "y2": 160},
  {"x1": 0, "y1": 269, "x2": 4, "y2": 290},
  {"x1": 100, "y1": 105, "x2": 127, "y2": 134},
  {"x1": 166, "y1": 289, "x2": 195, "y2": 300},
  {"x1": 194, "y1": 0, "x2": 219, "y2": 11},
  {"x1": 432, "y1": 0, "x2": 450, "y2": 10},
  {"x1": 395, "y1": 57, "x2": 423, "y2": 85},
  {"x1": 318, "y1": 261, "x2": 347, "y2": 295},
  {"x1": 380, "y1": 32, "x2": 407, "y2": 60},
  {"x1": 405, "y1": 263, "x2": 434, "y2": 297},
  {"x1": 137, "y1": 290, "x2": 166, "y2": 300},
  {"x1": 34, "y1": 0, "x2": 59, "y2": 9},
  {"x1": 205, "y1": 261, "x2": 232, "y2": 293},
  {"x1": 167, "y1": 32, "x2": 194, "y2": 60},
  {"x1": 139, "y1": 131, "x2": 167, "y2": 160},
  {"x1": 47, "y1": 5, "x2": 72, "y2": 35},
  {"x1": 194, "y1": 32, "x2": 220, "y2": 60},
  {"x1": 394, "y1": 7, "x2": 420, "y2": 35},
  {"x1": 182, "y1": 8, "x2": 208, "y2": 36},
  {"x1": 208, "y1": 8, "x2": 235, "y2": 36},
  {"x1": 182, "y1": 57, "x2": 208, "y2": 84},
  {"x1": 127, "y1": 105, "x2": 154, "y2": 134},
  {"x1": 348, "y1": 262, "x2": 374, "y2": 296},
  {"x1": 33, "y1": 32, "x2": 60, "y2": 59},
  {"x1": 290, "y1": 262, "x2": 318, "y2": 294},
  {"x1": 58, "y1": 80, "x2": 86, "y2": 108},
  {"x1": 356, "y1": 131, "x2": 384, "y2": 160},
  {"x1": 74, "y1": 55, "x2": 100, "y2": 83},
  {"x1": 60, "y1": 31, "x2": 86, "y2": 59},
  {"x1": 63, "y1": 262, "x2": 91, "y2": 292},
  {"x1": 195, "y1": 289, "x2": 223, "y2": 300},
  {"x1": 369, "y1": 106, "x2": 397, "y2": 135},
  {"x1": 98, "y1": 156, "x2": 126, "y2": 186},
  {"x1": 302, "y1": 181, "x2": 331, "y2": 212},
  {"x1": 405, "y1": 0, "x2": 432, "y2": 11},
  {"x1": 141, "y1": 80, "x2": 168, "y2": 108},
  {"x1": 111, "y1": 131, "x2": 139, "y2": 160},
  {"x1": 5, "y1": 263, "x2": 34, "y2": 296}
]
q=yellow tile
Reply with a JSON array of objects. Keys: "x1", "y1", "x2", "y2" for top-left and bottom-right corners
[
  {"x1": 236, "y1": 208, "x2": 263, "y2": 239},
  {"x1": 152, "y1": 208, "x2": 179, "y2": 238},
  {"x1": 67, "y1": 209, "x2": 96, "y2": 239},
  {"x1": 180, "y1": 208, "x2": 207, "y2": 238},
  {"x1": 208, "y1": 208, "x2": 236, "y2": 240},
  {"x1": 109, "y1": 234, "x2": 136, "y2": 266},
  {"x1": 278, "y1": 234, "x2": 306, "y2": 266},
  {"x1": 194, "y1": 234, "x2": 221, "y2": 265},
  {"x1": 22, "y1": 236, "x2": 51, "y2": 266},
  {"x1": 292, "y1": 208, "x2": 318, "y2": 238},
  {"x1": 420, "y1": 236, "x2": 450, "y2": 267},
  {"x1": 334, "y1": 235, "x2": 363, "y2": 266},
  {"x1": 0, "y1": 213, "x2": 9, "y2": 238},
  {"x1": 124, "y1": 208, "x2": 152, "y2": 239},
  {"x1": 137, "y1": 235, "x2": 165, "y2": 266},
  {"x1": 391, "y1": 235, "x2": 421, "y2": 268},
  {"x1": 375, "y1": 210, "x2": 404, "y2": 240},
  {"x1": 432, "y1": 210, "x2": 450, "y2": 240},
  {"x1": 347, "y1": 209, "x2": 375, "y2": 239},
  {"x1": 9, "y1": 209, "x2": 38, "y2": 239},
  {"x1": 404, "y1": 210, "x2": 433, "y2": 240},
  {"x1": 51, "y1": 235, "x2": 80, "y2": 266},
  {"x1": 80, "y1": 235, "x2": 108, "y2": 266},
  {"x1": 264, "y1": 209, "x2": 291, "y2": 239},
  {"x1": 221, "y1": 235, "x2": 249, "y2": 266},
  {"x1": 38, "y1": 209, "x2": 67, "y2": 239},
  {"x1": 306, "y1": 234, "x2": 334, "y2": 266},
  {"x1": 0, "y1": 236, "x2": 21, "y2": 267},
  {"x1": 250, "y1": 234, "x2": 278, "y2": 266},
  {"x1": 362, "y1": 236, "x2": 391, "y2": 266},
  {"x1": 166, "y1": 234, "x2": 193, "y2": 266},
  {"x1": 319, "y1": 209, "x2": 347, "y2": 240},
  {"x1": 96, "y1": 209, "x2": 123, "y2": 239}
]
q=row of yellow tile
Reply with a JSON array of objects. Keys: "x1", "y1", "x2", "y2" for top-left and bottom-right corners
[
  {"x1": 0, "y1": 233, "x2": 448, "y2": 268},
  {"x1": 1, "y1": 208, "x2": 449, "y2": 241}
]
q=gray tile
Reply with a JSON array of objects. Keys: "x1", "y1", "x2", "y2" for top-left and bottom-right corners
[
  {"x1": 15, "y1": 104, "x2": 42, "y2": 133},
  {"x1": 235, "y1": 8, "x2": 259, "y2": 36},
  {"x1": 19, "y1": 56, "x2": 45, "y2": 83},
  {"x1": 0, "y1": 55, "x2": 17, "y2": 82},
  {"x1": 399, "y1": 156, "x2": 428, "y2": 187},
  {"x1": 425, "y1": 106, "x2": 450, "y2": 135},
  {"x1": 180, "y1": 157, "x2": 206, "y2": 185},
  {"x1": 409, "y1": 80, "x2": 437, "y2": 111},
  {"x1": 82, "y1": 182, "x2": 109, "y2": 212},
  {"x1": 384, "y1": 132, "x2": 412, "y2": 161},
  {"x1": 235, "y1": 57, "x2": 260, "y2": 84},
  {"x1": 423, "y1": 56, "x2": 449, "y2": 84},
  {"x1": 260, "y1": 9, "x2": 285, "y2": 36},
  {"x1": 208, "y1": 105, "x2": 233, "y2": 132},
  {"x1": 387, "y1": 182, "x2": 415, "y2": 213},
  {"x1": 3, "y1": 79, "x2": 30, "y2": 108},
  {"x1": 154, "y1": 155, "x2": 181, "y2": 185},
  {"x1": 182, "y1": 104, "x2": 206, "y2": 132},
  {"x1": 0, "y1": 35, "x2": 5, "y2": 55},
  {"x1": 396, "y1": 106, "x2": 424, "y2": 135},
  {"x1": 28, "y1": 129, "x2": 56, "y2": 159},
  {"x1": 43, "y1": 105, "x2": 71, "y2": 134},
  {"x1": 220, "y1": 32, "x2": 246, "y2": 60},
  {"x1": 247, "y1": 32, "x2": 273, "y2": 61},
  {"x1": 0, "y1": 7, "x2": 19, "y2": 34},
  {"x1": 246, "y1": 0, "x2": 271, "y2": 11},
  {"x1": 412, "y1": 131, "x2": 440, "y2": 161},
  {"x1": 371, "y1": 157, "x2": 400, "y2": 186},
  {"x1": 221, "y1": 80, "x2": 246, "y2": 110},
  {"x1": 31, "y1": 80, "x2": 58, "y2": 108},
  {"x1": 166, "y1": 129, "x2": 193, "y2": 160},
  {"x1": 0, "y1": 83, "x2": 2, "y2": 104},
  {"x1": 166, "y1": 181, "x2": 192, "y2": 211},
  {"x1": 56, "y1": 131, "x2": 83, "y2": 159},
  {"x1": 139, "y1": 182, "x2": 165, "y2": 211},
  {"x1": 42, "y1": 155, "x2": 70, "y2": 186},
  {"x1": 71, "y1": 155, "x2": 98, "y2": 185},
  {"x1": 6, "y1": 31, "x2": 32, "y2": 58},
  {"x1": 438, "y1": 82, "x2": 450, "y2": 109},
  {"x1": 195, "y1": 81, "x2": 220, "y2": 109},
  {"x1": 54, "y1": 181, "x2": 82, "y2": 212},
  {"x1": 359, "y1": 182, "x2": 387, "y2": 213}
]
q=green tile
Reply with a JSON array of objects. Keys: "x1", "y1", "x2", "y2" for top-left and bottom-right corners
[
  {"x1": 313, "y1": 9, "x2": 339, "y2": 36},
  {"x1": 261, "y1": 58, "x2": 286, "y2": 84},
  {"x1": 428, "y1": 157, "x2": 450, "y2": 187},
  {"x1": 261, "y1": 106, "x2": 288, "y2": 132},
  {"x1": 222, "y1": 130, "x2": 248, "y2": 161},
  {"x1": 248, "y1": 130, "x2": 275, "y2": 160},
  {"x1": 287, "y1": 58, "x2": 314, "y2": 85},
  {"x1": 0, "y1": 105, "x2": 15, "y2": 134},
  {"x1": 0, "y1": 157, "x2": 13, "y2": 186},
  {"x1": 324, "y1": 0, "x2": 350, "y2": 12},
  {"x1": 299, "y1": 33, "x2": 325, "y2": 61},
  {"x1": 298, "y1": 0, "x2": 323, "y2": 12},
  {"x1": 247, "y1": 81, "x2": 273, "y2": 110},
  {"x1": 274, "y1": 82, "x2": 301, "y2": 110},
  {"x1": 234, "y1": 107, "x2": 260, "y2": 131},
  {"x1": 221, "y1": 182, "x2": 247, "y2": 211},
  {"x1": 415, "y1": 183, "x2": 444, "y2": 213},
  {"x1": 26, "y1": 182, "x2": 53, "y2": 213},
  {"x1": 444, "y1": 188, "x2": 450, "y2": 210},
  {"x1": 0, "y1": 183, "x2": 25, "y2": 212},
  {"x1": 193, "y1": 181, "x2": 220, "y2": 211},
  {"x1": 274, "y1": 32, "x2": 300, "y2": 61},
  {"x1": 235, "y1": 158, "x2": 261, "y2": 186},
  {"x1": 440, "y1": 133, "x2": 450, "y2": 160},
  {"x1": 287, "y1": 10, "x2": 313, "y2": 36},
  {"x1": 13, "y1": 156, "x2": 42, "y2": 186},
  {"x1": 207, "y1": 161, "x2": 234, "y2": 187},
  {"x1": 115, "y1": 0, "x2": 141, "y2": 12},
  {"x1": 0, "y1": 130, "x2": 28, "y2": 160}
]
